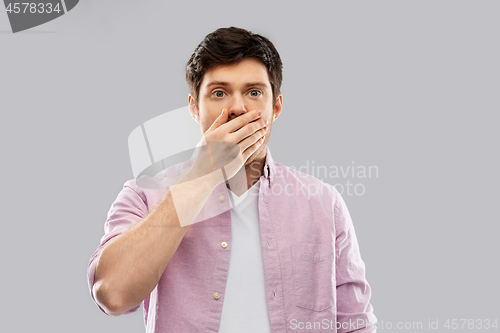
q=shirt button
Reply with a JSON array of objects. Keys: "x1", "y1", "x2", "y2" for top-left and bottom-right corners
[
  {"x1": 213, "y1": 292, "x2": 220, "y2": 300},
  {"x1": 219, "y1": 194, "x2": 225, "y2": 201},
  {"x1": 270, "y1": 177, "x2": 273, "y2": 182},
  {"x1": 221, "y1": 241, "x2": 228, "y2": 249}
]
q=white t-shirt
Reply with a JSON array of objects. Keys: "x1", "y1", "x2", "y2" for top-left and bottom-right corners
[{"x1": 218, "y1": 180, "x2": 271, "y2": 333}]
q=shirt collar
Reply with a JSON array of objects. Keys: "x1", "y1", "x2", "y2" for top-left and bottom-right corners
[{"x1": 263, "y1": 145, "x2": 276, "y2": 180}]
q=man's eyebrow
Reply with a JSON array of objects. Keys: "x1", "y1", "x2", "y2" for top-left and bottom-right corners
[
  {"x1": 245, "y1": 82, "x2": 269, "y2": 88},
  {"x1": 205, "y1": 81, "x2": 269, "y2": 89},
  {"x1": 205, "y1": 81, "x2": 229, "y2": 88}
]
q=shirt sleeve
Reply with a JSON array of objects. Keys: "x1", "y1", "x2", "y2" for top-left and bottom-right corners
[
  {"x1": 334, "y1": 189, "x2": 378, "y2": 333},
  {"x1": 87, "y1": 179, "x2": 149, "y2": 316}
]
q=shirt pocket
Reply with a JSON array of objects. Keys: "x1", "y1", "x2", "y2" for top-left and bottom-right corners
[{"x1": 291, "y1": 242, "x2": 334, "y2": 311}]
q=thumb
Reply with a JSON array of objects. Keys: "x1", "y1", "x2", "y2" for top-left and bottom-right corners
[{"x1": 206, "y1": 108, "x2": 228, "y2": 134}]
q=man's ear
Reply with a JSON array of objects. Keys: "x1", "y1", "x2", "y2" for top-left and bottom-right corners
[
  {"x1": 188, "y1": 95, "x2": 200, "y2": 124},
  {"x1": 272, "y1": 94, "x2": 283, "y2": 122}
]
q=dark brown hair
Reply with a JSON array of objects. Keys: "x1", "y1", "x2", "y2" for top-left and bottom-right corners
[{"x1": 186, "y1": 27, "x2": 283, "y2": 108}]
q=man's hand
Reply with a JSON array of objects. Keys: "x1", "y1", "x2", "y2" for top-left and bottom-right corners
[{"x1": 191, "y1": 109, "x2": 268, "y2": 181}]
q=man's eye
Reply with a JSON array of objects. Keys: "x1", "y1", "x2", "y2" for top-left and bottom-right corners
[
  {"x1": 249, "y1": 90, "x2": 261, "y2": 97},
  {"x1": 214, "y1": 91, "x2": 225, "y2": 98}
]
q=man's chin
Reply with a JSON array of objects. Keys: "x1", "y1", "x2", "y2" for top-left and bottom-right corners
[{"x1": 244, "y1": 144, "x2": 266, "y2": 166}]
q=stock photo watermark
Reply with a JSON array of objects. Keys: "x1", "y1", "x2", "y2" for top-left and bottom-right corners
[
  {"x1": 290, "y1": 318, "x2": 499, "y2": 330},
  {"x1": 246, "y1": 159, "x2": 379, "y2": 198}
]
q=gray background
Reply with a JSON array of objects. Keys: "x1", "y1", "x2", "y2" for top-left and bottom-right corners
[{"x1": 1, "y1": 0, "x2": 498, "y2": 332}]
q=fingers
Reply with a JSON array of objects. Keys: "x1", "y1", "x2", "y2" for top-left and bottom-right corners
[
  {"x1": 240, "y1": 132, "x2": 266, "y2": 162},
  {"x1": 239, "y1": 125, "x2": 267, "y2": 154},
  {"x1": 223, "y1": 109, "x2": 262, "y2": 134},
  {"x1": 231, "y1": 115, "x2": 268, "y2": 144}
]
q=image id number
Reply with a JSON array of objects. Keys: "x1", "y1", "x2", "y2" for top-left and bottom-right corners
[
  {"x1": 6, "y1": 3, "x2": 61, "y2": 14},
  {"x1": 444, "y1": 319, "x2": 498, "y2": 330}
]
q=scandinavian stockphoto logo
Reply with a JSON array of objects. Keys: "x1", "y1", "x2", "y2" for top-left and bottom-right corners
[{"x1": 4, "y1": 0, "x2": 79, "y2": 33}]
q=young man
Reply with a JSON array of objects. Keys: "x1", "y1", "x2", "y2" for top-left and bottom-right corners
[{"x1": 88, "y1": 27, "x2": 377, "y2": 332}]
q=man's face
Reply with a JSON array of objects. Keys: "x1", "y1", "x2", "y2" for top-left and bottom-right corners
[{"x1": 188, "y1": 58, "x2": 282, "y2": 164}]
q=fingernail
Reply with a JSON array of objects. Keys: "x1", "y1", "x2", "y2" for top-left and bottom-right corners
[
  {"x1": 264, "y1": 126, "x2": 268, "y2": 131},
  {"x1": 258, "y1": 110, "x2": 262, "y2": 116},
  {"x1": 265, "y1": 119, "x2": 268, "y2": 125}
]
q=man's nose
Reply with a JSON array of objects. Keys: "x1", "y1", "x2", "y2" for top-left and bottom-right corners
[{"x1": 228, "y1": 95, "x2": 247, "y2": 119}]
